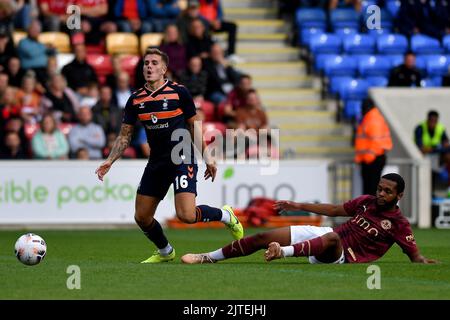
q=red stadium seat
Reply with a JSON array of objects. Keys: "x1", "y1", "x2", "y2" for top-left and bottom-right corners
[
  {"x1": 86, "y1": 54, "x2": 113, "y2": 85},
  {"x1": 119, "y1": 54, "x2": 140, "y2": 87},
  {"x1": 199, "y1": 100, "x2": 215, "y2": 122}
]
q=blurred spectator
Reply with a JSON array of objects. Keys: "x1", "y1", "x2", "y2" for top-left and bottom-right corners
[
  {"x1": 92, "y1": 85, "x2": 122, "y2": 134},
  {"x1": 75, "y1": 147, "x2": 90, "y2": 159},
  {"x1": 77, "y1": 0, "x2": 117, "y2": 45},
  {"x1": 222, "y1": 74, "x2": 253, "y2": 125},
  {"x1": 0, "y1": 27, "x2": 16, "y2": 73},
  {"x1": 62, "y1": 44, "x2": 98, "y2": 96},
  {"x1": 415, "y1": 110, "x2": 450, "y2": 155},
  {"x1": 114, "y1": 71, "x2": 133, "y2": 109},
  {"x1": 388, "y1": 52, "x2": 422, "y2": 87},
  {"x1": 354, "y1": 100, "x2": 392, "y2": 196},
  {"x1": 396, "y1": 0, "x2": 448, "y2": 39},
  {"x1": 31, "y1": 113, "x2": 69, "y2": 159},
  {"x1": 16, "y1": 71, "x2": 42, "y2": 124},
  {"x1": 0, "y1": 72, "x2": 9, "y2": 101},
  {"x1": 6, "y1": 56, "x2": 25, "y2": 88},
  {"x1": 0, "y1": 0, "x2": 16, "y2": 32},
  {"x1": 148, "y1": 0, "x2": 181, "y2": 32},
  {"x1": 0, "y1": 86, "x2": 21, "y2": 121},
  {"x1": 159, "y1": 24, "x2": 187, "y2": 78},
  {"x1": 42, "y1": 73, "x2": 80, "y2": 123},
  {"x1": 114, "y1": 0, "x2": 152, "y2": 34},
  {"x1": 186, "y1": 17, "x2": 214, "y2": 59},
  {"x1": 0, "y1": 131, "x2": 28, "y2": 159},
  {"x1": 176, "y1": 0, "x2": 210, "y2": 44},
  {"x1": 68, "y1": 106, "x2": 105, "y2": 159},
  {"x1": 178, "y1": 56, "x2": 208, "y2": 100},
  {"x1": 234, "y1": 89, "x2": 268, "y2": 131},
  {"x1": 178, "y1": 55, "x2": 214, "y2": 117},
  {"x1": 103, "y1": 131, "x2": 136, "y2": 159},
  {"x1": 106, "y1": 55, "x2": 122, "y2": 91},
  {"x1": 246, "y1": 133, "x2": 279, "y2": 160},
  {"x1": 203, "y1": 43, "x2": 241, "y2": 105},
  {"x1": 79, "y1": 82, "x2": 99, "y2": 108},
  {"x1": 38, "y1": 0, "x2": 69, "y2": 31},
  {"x1": 198, "y1": 0, "x2": 238, "y2": 57},
  {"x1": 17, "y1": 19, "x2": 56, "y2": 85}
]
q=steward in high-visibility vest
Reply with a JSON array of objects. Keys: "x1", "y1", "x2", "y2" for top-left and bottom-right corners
[
  {"x1": 419, "y1": 121, "x2": 445, "y2": 149},
  {"x1": 414, "y1": 111, "x2": 449, "y2": 154},
  {"x1": 355, "y1": 108, "x2": 393, "y2": 164}
]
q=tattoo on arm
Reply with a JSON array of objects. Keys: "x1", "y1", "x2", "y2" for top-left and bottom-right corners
[{"x1": 106, "y1": 124, "x2": 134, "y2": 163}]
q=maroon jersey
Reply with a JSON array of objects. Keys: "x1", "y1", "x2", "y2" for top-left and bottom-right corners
[{"x1": 334, "y1": 195, "x2": 418, "y2": 263}]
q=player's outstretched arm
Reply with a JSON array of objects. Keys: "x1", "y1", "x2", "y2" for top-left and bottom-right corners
[
  {"x1": 274, "y1": 200, "x2": 349, "y2": 217},
  {"x1": 95, "y1": 124, "x2": 134, "y2": 181},
  {"x1": 409, "y1": 251, "x2": 438, "y2": 264}
]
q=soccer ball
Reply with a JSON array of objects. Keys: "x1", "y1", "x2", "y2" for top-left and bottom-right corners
[{"x1": 14, "y1": 233, "x2": 47, "y2": 266}]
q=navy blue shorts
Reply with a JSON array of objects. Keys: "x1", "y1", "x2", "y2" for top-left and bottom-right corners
[{"x1": 137, "y1": 161, "x2": 198, "y2": 199}]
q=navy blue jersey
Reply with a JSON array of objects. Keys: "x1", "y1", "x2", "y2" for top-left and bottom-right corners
[{"x1": 123, "y1": 80, "x2": 197, "y2": 162}]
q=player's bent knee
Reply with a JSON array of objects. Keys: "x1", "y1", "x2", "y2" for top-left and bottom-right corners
[
  {"x1": 176, "y1": 211, "x2": 196, "y2": 224},
  {"x1": 323, "y1": 232, "x2": 341, "y2": 247},
  {"x1": 134, "y1": 213, "x2": 154, "y2": 228}
]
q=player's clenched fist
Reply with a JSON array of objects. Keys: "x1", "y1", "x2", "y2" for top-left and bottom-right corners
[{"x1": 95, "y1": 160, "x2": 112, "y2": 181}]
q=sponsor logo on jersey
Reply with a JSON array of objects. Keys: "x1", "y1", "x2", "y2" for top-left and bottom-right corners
[
  {"x1": 139, "y1": 103, "x2": 145, "y2": 109},
  {"x1": 406, "y1": 234, "x2": 415, "y2": 242},
  {"x1": 151, "y1": 114, "x2": 158, "y2": 123},
  {"x1": 380, "y1": 219, "x2": 392, "y2": 230},
  {"x1": 350, "y1": 214, "x2": 379, "y2": 236},
  {"x1": 145, "y1": 122, "x2": 169, "y2": 130}
]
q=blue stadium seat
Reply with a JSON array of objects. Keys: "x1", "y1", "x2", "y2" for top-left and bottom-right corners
[
  {"x1": 324, "y1": 56, "x2": 358, "y2": 77},
  {"x1": 342, "y1": 34, "x2": 375, "y2": 54},
  {"x1": 296, "y1": 8, "x2": 327, "y2": 29},
  {"x1": 328, "y1": 76, "x2": 354, "y2": 95},
  {"x1": 335, "y1": 27, "x2": 358, "y2": 39},
  {"x1": 339, "y1": 78, "x2": 369, "y2": 100},
  {"x1": 411, "y1": 34, "x2": 443, "y2": 55},
  {"x1": 443, "y1": 35, "x2": 450, "y2": 53},
  {"x1": 361, "y1": 0, "x2": 377, "y2": 12},
  {"x1": 366, "y1": 76, "x2": 389, "y2": 87},
  {"x1": 426, "y1": 55, "x2": 450, "y2": 78},
  {"x1": 386, "y1": 54, "x2": 404, "y2": 68},
  {"x1": 300, "y1": 27, "x2": 325, "y2": 46},
  {"x1": 330, "y1": 9, "x2": 360, "y2": 30},
  {"x1": 367, "y1": 28, "x2": 390, "y2": 40},
  {"x1": 309, "y1": 34, "x2": 342, "y2": 54},
  {"x1": 420, "y1": 77, "x2": 442, "y2": 87},
  {"x1": 358, "y1": 55, "x2": 391, "y2": 77},
  {"x1": 377, "y1": 34, "x2": 408, "y2": 54},
  {"x1": 386, "y1": 0, "x2": 401, "y2": 17},
  {"x1": 343, "y1": 99, "x2": 363, "y2": 120},
  {"x1": 314, "y1": 53, "x2": 340, "y2": 72}
]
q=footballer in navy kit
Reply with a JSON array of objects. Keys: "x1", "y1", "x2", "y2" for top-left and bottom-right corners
[{"x1": 96, "y1": 48, "x2": 243, "y2": 263}]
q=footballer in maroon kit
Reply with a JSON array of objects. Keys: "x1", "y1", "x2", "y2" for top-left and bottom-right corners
[{"x1": 182, "y1": 173, "x2": 437, "y2": 264}]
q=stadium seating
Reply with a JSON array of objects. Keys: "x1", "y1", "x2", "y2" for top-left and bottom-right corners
[
  {"x1": 38, "y1": 32, "x2": 71, "y2": 53},
  {"x1": 386, "y1": 0, "x2": 401, "y2": 17},
  {"x1": 86, "y1": 54, "x2": 113, "y2": 85},
  {"x1": 342, "y1": 34, "x2": 375, "y2": 54},
  {"x1": 339, "y1": 78, "x2": 369, "y2": 101},
  {"x1": 386, "y1": 54, "x2": 404, "y2": 68},
  {"x1": 309, "y1": 34, "x2": 341, "y2": 55},
  {"x1": 420, "y1": 77, "x2": 442, "y2": 87},
  {"x1": 443, "y1": 35, "x2": 450, "y2": 53},
  {"x1": 365, "y1": 76, "x2": 389, "y2": 87},
  {"x1": 314, "y1": 53, "x2": 340, "y2": 73},
  {"x1": 324, "y1": 55, "x2": 357, "y2": 77},
  {"x1": 119, "y1": 54, "x2": 140, "y2": 86},
  {"x1": 106, "y1": 32, "x2": 139, "y2": 55},
  {"x1": 203, "y1": 122, "x2": 227, "y2": 145},
  {"x1": 296, "y1": 8, "x2": 327, "y2": 29},
  {"x1": 328, "y1": 76, "x2": 354, "y2": 95},
  {"x1": 377, "y1": 34, "x2": 408, "y2": 54},
  {"x1": 362, "y1": 9, "x2": 393, "y2": 31},
  {"x1": 140, "y1": 33, "x2": 164, "y2": 54},
  {"x1": 411, "y1": 34, "x2": 443, "y2": 55},
  {"x1": 300, "y1": 27, "x2": 324, "y2": 46},
  {"x1": 330, "y1": 8, "x2": 360, "y2": 31},
  {"x1": 426, "y1": 55, "x2": 450, "y2": 78},
  {"x1": 358, "y1": 55, "x2": 391, "y2": 77}
]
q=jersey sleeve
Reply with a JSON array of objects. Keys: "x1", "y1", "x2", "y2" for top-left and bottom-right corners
[
  {"x1": 122, "y1": 95, "x2": 137, "y2": 125},
  {"x1": 343, "y1": 195, "x2": 371, "y2": 216},
  {"x1": 177, "y1": 85, "x2": 197, "y2": 120},
  {"x1": 393, "y1": 218, "x2": 419, "y2": 257}
]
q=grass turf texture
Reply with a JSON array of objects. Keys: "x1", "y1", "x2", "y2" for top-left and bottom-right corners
[{"x1": 1, "y1": 228, "x2": 449, "y2": 299}]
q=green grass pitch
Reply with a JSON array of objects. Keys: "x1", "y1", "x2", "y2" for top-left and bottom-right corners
[{"x1": 1, "y1": 227, "x2": 449, "y2": 299}]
